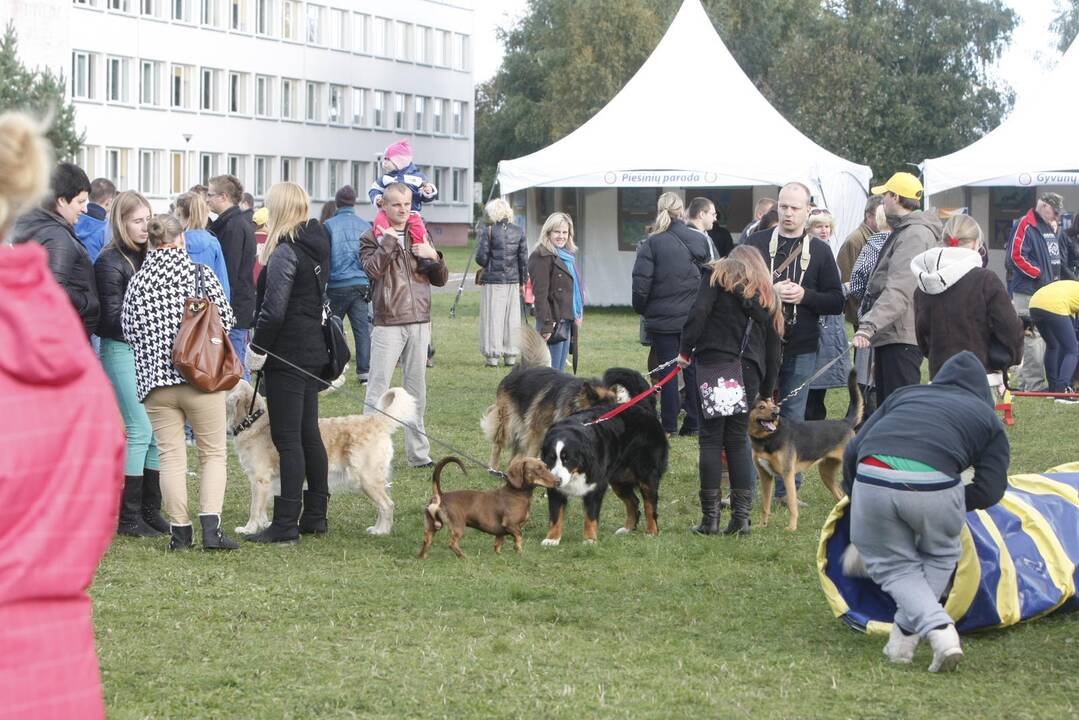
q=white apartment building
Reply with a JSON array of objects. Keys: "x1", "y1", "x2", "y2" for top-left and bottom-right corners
[{"x1": 4, "y1": 0, "x2": 476, "y2": 244}]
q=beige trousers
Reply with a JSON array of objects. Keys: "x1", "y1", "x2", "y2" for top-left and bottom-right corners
[
  {"x1": 144, "y1": 383, "x2": 228, "y2": 525},
  {"x1": 479, "y1": 283, "x2": 521, "y2": 362}
]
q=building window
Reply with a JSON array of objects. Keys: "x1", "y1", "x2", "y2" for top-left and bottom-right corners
[
  {"x1": 170, "y1": 150, "x2": 185, "y2": 194},
  {"x1": 373, "y1": 17, "x2": 391, "y2": 57},
  {"x1": 372, "y1": 90, "x2": 386, "y2": 128},
  {"x1": 107, "y1": 0, "x2": 131, "y2": 10},
  {"x1": 435, "y1": 29, "x2": 450, "y2": 66},
  {"x1": 351, "y1": 87, "x2": 366, "y2": 126},
  {"x1": 395, "y1": 21, "x2": 412, "y2": 61},
  {"x1": 281, "y1": 78, "x2": 297, "y2": 119},
  {"x1": 171, "y1": 64, "x2": 193, "y2": 108},
  {"x1": 328, "y1": 84, "x2": 344, "y2": 124},
  {"x1": 452, "y1": 168, "x2": 464, "y2": 203},
  {"x1": 328, "y1": 159, "x2": 347, "y2": 195},
  {"x1": 352, "y1": 13, "x2": 369, "y2": 53},
  {"x1": 139, "y1": 60, "x2": 162, "y2": 105},
  {"x1": 306, "y1": 81, "x2": 322, "y2": 122},
  {"x1": 452, "y1": 100, "x2": 464, "y2": 136},
  {"x1": 329, "y1": 8, "x2": 347, "y2": 49},
  {"x1": 201, "y1": 67, "x2": 221, "y2": 111},
  {"x1": 106, "y1": 147, "x2": 130, "y2": 189},
  {"x1": 618, "y1": 188, "x2": 661, "y2": 251},
  {"x1": 306, "y1": 3, "x2": 323, "y2": 44},
  {"x1": 200, "y1": 152, "x2": 219, "y2": 185},
  {"x1": 350, "y1": 160, "x2": 364, "y2": 193},
  {"x1": 415, "y1": 26, "x2": 432, "y2": 64},
  {"x1": 282, "y1": 0, "x2": 300, "y2": 41},
  {"x1": 230, "y1": 0, "x2": 247, "y2": 30},
  {"x1": 172, "y1": 0, "x2": 190, "y2": 21},
  {"x1": 200, "y1": 0, "x2": 221, "y2": 26},
  {"x1": 394, "y1": 93, "x2": 406, "y2": 131},
  {"x1": 106, "y1": 56, "x2": 130, "y2": 103},
  {"x1": 139, "y1": 149, "x2": 161, "y2": 195},
  {"x1": 72, "y1": 51, "x2": 96, "y2": 99},
  {"x1": 432, "y1": 97, "x2": 444, "y2": 133},
  {"x1": 255, "y1": 75, "x2": 272, "y2": 116},
  {"x1": 227, "y1": 154, "x2": 244, "y2": 182},
  {"x1": 413, "y1": 96, "x2": 426, "y2": 132},
  {"x1": 254, "y1": 155, "x2": 271, "y2": 196},
  {"x1": 141, "y1": 0, "x2": 162, "y2": 16},
  {"x1": 454, "y1": 33, "x2": 470, "y2": 71},
  {"x1": 432, "y1": 167, "x2": 445, "y2": 203},
  {"x1": 281, "y1": 156, "x2": 297, "y2": 183},
  {"x1": 256, "y1": 0, "x2": 272, "y2": 34},
  {"x1": 75, "y1": 145, "x2": 97, "y2": 178},
  {"x1": 229, "y1": 71, "x2": 248, "y2": 113},
  {"x1": 74, "y1": 0, "x2": 99, "y2": 6},
  {"x1": 305, "y1": 158, "x2": 323, "y2": 198}
]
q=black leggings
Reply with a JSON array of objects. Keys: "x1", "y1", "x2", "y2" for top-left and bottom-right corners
[
  {"x1": 265, "y1": 365, "x2": 328, "y2": 500},
  {"x1": 805, "y1": 388, "x2": 828, "y2": 421},
  {"x1": 697, "y1": 365, "x2": 758, "y2": 492}
]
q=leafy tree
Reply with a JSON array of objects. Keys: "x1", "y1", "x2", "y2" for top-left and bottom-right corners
[
  {"x1": 0, "y1": 22, "x2": 83, "y2": 161},
  {"x1": 1052, "y1": 0, "x2": 1079, "y2": 52}
]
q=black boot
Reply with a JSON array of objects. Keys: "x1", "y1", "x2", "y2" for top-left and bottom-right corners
[
  {"x1": 200, "y1": 514, "x2": 240, "y2": 550},
  {"x1": 723, "y1": 489, "x2": 752, "y2": 536},
  {"x1": 140, "y1": 468, "x2": 171, "y2": 534},
  {"x1": 168, "y1": 524, "x2": 193, "y2": 551},
  {"x1": 298, "y1": 491, "x2": 330, "y2": 535},
  {"x1": 118, "y1": 476, "x2": 164, "y2": 537},
  {"x1": 690, "y1": 488, "x2": 721, "y2": 535},
  {"x1": 246, "y1": 497, "x2": 301, "y2": 544}
]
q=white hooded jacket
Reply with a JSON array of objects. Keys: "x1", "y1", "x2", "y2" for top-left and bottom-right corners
[{"x1": 911, "y1": 247, "x2": 983, "y2": 296}]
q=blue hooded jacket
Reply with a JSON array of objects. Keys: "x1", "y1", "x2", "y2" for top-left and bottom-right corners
[
  {"x1": 367, "y1": 162, "x2": 437, "y2": 213},
  {"x1": 73, "y1": 203, "x2": 109, "y2": 263},
  {"x1": 324, "y1": 207, "x2": 371, "y2": 288},
  {"x1": 183, "y1": 228, "x2": 231, "y2": 300}
]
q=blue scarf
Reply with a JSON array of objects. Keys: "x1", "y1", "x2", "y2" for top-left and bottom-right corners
[{"x1": 557, "y1": 248, "x2": 583, "y2": 319}]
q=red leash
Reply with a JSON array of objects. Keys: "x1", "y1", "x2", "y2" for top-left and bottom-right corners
[{"x1": 583, "y1": 366, "x2": 682, "y2": 426}]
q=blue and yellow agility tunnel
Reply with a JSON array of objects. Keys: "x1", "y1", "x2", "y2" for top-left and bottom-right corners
[{"x1": 818, "y1": 464, "x2": 1079, "y2": 635}]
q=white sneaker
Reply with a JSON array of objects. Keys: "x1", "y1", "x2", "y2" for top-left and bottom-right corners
[
  {"x1": 883, "y1": 624, "x2": 919, "y2": 664},
  {"x1": 927, "y1": 625, "x2": 963, "y2": 672}
]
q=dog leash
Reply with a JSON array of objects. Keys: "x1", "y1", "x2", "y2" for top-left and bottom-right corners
[
  {"x1": 232, "y1": 372, "x2": 265, "y2": 435},
  {"x1": 583, "y1": 365, "x2": 682, "y2": 426},
  {"x1": 248, "y1": 343, "x2": 508, "y2": 479},
  {"x1": 777, "y1": 340, "x2": 855, "y2": 407}
]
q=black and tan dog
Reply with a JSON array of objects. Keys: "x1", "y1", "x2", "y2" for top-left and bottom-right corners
[
  {"x1": 418, "y1": 456, "x2": 559, "y2": 558},
  {"x1": 749, "y1": 369, "x2": 862, "y2": 531},
  {"x1": 482, "y1": 325, "x2": 638, "y2": 469}
]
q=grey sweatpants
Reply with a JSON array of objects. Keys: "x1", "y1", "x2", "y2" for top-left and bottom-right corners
[
  {"x1": 364, "y1": 322, "x2": 432, "y2": 466},
  {"x1": 849, "y1": 480, "x2": 965, "y2": 636},
  {"x1": 479, "y1": 283, "x2": 521, "y2": 361}
]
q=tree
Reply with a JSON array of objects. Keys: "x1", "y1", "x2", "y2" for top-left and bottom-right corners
[
  {"x1": 0, "y1": 22, "x2": 82, "y2": 161},
  {"x1": 1052, "y1": 0, "x2": 1079, "y2": 53},
  {"x1": 476, "y1": 0, "x2": 1018, "y2": 186}
]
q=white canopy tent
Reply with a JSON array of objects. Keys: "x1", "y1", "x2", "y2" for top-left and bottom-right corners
[
  {"x1": 496, "y1": 0, "x2": 872, "y2": 305},
  {"x1": 922, "y1": 39, "x2": 1079, "y2": 196}
]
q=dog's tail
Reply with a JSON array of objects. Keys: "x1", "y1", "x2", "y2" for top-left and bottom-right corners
[
  {"x1": 517, "y1": 324, "x2": 552, "y2": 369},
  {"x1": 602, "y1": 367, "x2": 654, "y2": 412},
  {"x1": 375, "y1": 387, "x2": 418, "y2": 432},
  {"x1": 427, "y1": 456, "x2": 466, "y2": 528},
  {"x1": 843, "y1": 369, "x2": 863, "y2": 427}
]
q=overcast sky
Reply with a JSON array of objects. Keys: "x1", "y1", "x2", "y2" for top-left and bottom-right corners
[{"x1": 472, "y1": 0, "x2": 1063, "y2": 106}]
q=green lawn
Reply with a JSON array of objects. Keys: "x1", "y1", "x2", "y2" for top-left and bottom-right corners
[{"x1": 94, "y1": 293, "x2": 1077, "y2": 719}]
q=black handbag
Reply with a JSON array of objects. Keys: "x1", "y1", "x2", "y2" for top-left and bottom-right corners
[
  {"x1": 311, "y1": 262, "x2": 351, "y2": 385},
  {"x1": 547, "y1": 319, "x2": 572, "y2": 346},
  {"x1": 696, "y1": 319, "x2": 754, "y2": 419}
]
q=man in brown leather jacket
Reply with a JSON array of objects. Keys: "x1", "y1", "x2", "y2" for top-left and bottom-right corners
[{"x1": 360, "y1": 183, "x2": 449, "y2": 467}]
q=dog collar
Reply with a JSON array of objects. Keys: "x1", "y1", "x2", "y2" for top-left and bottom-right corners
[{"x1": 232, "y1": 409, "x2": 264, "y2": 436}]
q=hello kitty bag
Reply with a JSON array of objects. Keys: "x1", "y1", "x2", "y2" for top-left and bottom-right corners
[{"x1": 696, "y1": 320, "x2": 754, "y2": 419}]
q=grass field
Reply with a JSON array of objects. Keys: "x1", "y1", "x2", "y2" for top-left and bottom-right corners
[{"x1": 94, "y1": 291, "x2": 1078, "y2": 719}]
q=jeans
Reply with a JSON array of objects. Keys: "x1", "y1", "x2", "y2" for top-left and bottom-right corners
[
  {"x1": 229, "y1": 327, "x2": 251, "y2": 382},
  {"x1": 327, "y1": 284, "x2": 372, "y2": 376},
  {"x1": 1031, "y1": 308, "x2": 1079, "y2": 391},
  {"x1": 651, "y1": 332, "x2": 699, "y2": 433},
  {"x1": 99, "y1": 338, "x2": 159, "y2": 475},
  {"x1": 774, "y1": 350, "x2": 816, "y2": 494},
  {"x1": 873, "y1": 343, "x2": 923, "y2": 407},
  {"x1": 264, "y1": 365, "x2": 328, "y2": 501},
  {"x1": 539, "y1": 321, "x2": 571, "y2": 372},
  {"x1": 365, "y1": 322, "x2": 433, "y2": 465}
]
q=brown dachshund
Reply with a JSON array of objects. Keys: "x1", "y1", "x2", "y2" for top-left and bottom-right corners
[{"x1": 418, "y1": 456, "x2": 559, "y2": 558}]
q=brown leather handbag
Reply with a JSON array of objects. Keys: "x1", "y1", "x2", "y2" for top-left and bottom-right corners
[{"x1": 172, "y1": 264, "x2": 242, "y2": 392}]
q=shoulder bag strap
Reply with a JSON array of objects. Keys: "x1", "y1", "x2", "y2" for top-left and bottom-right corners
[
  {"x1": 193, "y1": 262, "x2": 207, "y2": 298},
  {"x1": 309, "y1": 255, "x2": 331, "y2": 324},
  {"x1": 737, "y1": 318, "x2": 754, "y2": 357},
  {"x1": 670, "y1": 231, "x2": 704, "y2": 268}
]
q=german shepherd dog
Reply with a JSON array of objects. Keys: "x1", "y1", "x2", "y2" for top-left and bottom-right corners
[
  {"x1": 481, "y1": 326, "x2": 637, "y2": 469},
  {"x1": 748, "y1": 370, "x2": 862, "y2": 531},
  {"x1": 539, "y1": 369, "x2": 667, "y2": 545}
]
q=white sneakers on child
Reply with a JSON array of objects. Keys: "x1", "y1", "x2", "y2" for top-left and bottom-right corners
[
  {"x1": 927, "y1": 624, "x2": 963, "y2": 672},
  {"x1": 883, "y1": 624, "x2": 919, "y2": 664}
]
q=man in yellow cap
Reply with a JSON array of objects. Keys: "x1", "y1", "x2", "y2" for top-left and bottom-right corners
[{"x1": 852, "y1": 172, "x2": 942, "y2": 406}]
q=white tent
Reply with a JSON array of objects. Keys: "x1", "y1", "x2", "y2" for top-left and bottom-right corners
[
  {"x1": 496, "y1": 0, "x2": 872, "y2": 305},
  {"x1": 922, "y1": 40, "x2": 1079, "y2": 196}
]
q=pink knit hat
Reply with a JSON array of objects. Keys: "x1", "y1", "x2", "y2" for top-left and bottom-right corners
[{"x1": 384, "y1": 139, "x2": 413, "y2": 170}]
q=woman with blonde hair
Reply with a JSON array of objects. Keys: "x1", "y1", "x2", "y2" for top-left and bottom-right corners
[
  {"x1": 527, "y1": 211, "x2": 582, "y2": 371},
  {"x1": 94, "y1": 189, "x2": 167, "y2": 536},
  {"x1": 804, "y1": 209, "x2": 852, "y2": 420},
  {"x1": 245, "y1": 182, "x2": 331, "y2": 543},
  {"x1": 633, "y1": 191, "x2": 712, "y2": 436},
  {"x1": 174, "y1": 190, "x2": 230, "y2": 299},
  {"x1": 679, "y1": 245, "x2": 783, "y2": 535},
  {"x1": 475, "y1": 197, "x2": 527, "y2": 366}
]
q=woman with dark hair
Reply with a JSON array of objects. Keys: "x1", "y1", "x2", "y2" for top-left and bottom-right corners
[{"x1": 680, "y1": 245, "x2": 784, "y2": 535}]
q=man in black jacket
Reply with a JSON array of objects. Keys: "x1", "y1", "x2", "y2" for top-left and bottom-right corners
[
  {"x1": 208, "y1": 174, "x2": 256, "y2": 375},
  {"x1": 11, "y1": 162, "x2": 98, "y2": 337},
  {"x1": 745, "y1": 182, "x2": 844, "y2": 495}
]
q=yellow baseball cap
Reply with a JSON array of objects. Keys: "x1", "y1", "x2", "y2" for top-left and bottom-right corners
[
  {"x1": 252, "y1": 207, "x2": 269, "y2": 226},
  {"x1": 871, "y1": 172, "x2": 923, "y2": 201}
]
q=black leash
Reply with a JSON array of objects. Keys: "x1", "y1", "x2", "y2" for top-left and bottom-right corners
[
  {"x1": 232, "y1": 372, "x2": 265, "y2": 436},
  {"x1": 248, "y1": 343, "x2": 507, "y2": 479}
]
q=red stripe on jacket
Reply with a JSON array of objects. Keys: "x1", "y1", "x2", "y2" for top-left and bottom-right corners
[{"x1": 1010, "y1": 209, "x2": 1041, "y2": 279}]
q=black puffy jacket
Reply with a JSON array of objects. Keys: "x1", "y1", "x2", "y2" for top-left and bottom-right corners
[
  {"x1": 11, "y1": 207, "x2": 99, "y2": 336},
  {"x1": 476, "y1": 221, "x2": 528, "y2": 284},
  {"x1": 94, "y1": 244, "x2": 146, "y2": 342},
  {"x1": 631, "y1": 220, "x2": 712, "y2": 335},
  {"x1": 252, "y1": 220, "x2": 331, "y2": 372},
  {"x1": 209, "y1": 205, "x2": 257, "y2": 329}
]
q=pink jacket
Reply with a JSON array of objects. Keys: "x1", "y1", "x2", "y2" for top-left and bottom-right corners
[{"x1": 0, "y1": 242, "x2": 124, "y2": 720}]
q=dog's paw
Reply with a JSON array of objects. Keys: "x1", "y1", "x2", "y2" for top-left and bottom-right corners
[
  {"x1": 614, "y1": 527, "x2": 633, "y2": 536},
  {"x1": 541, "y1": 537, "x2": 561, "y2": 547},
  {"x1": 583, "y1": 538, "x2": 596, "y2": 545},
  {"x1": 785, "y1": 524, "x2": 797, "y2": 532},
  {"x1": 234, "y1": 525, "x2": 257, "y2": 535},
  {"x1": 367, "y1": 526, "x2": 391, "y2": 536}
]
